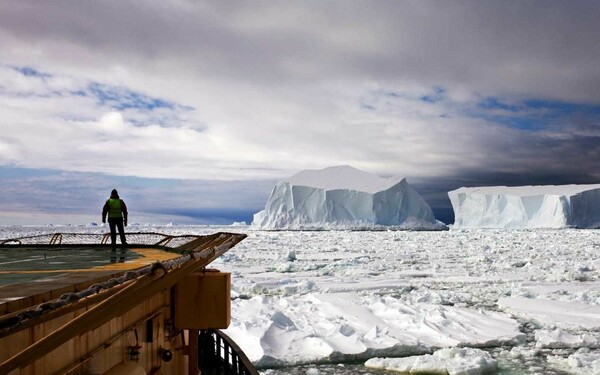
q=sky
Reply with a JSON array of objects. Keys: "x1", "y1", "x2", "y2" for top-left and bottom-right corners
[{"x1": 0, "y1": 0, "x2": 599, "y2": 225}]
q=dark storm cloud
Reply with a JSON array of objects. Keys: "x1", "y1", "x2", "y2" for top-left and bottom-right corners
[
  {"x1": 413, "y1": 117, "x2": 600, "y2": 223},
  {"x1": 1, "y1": 1, "x2": 600, "y2": 99}
]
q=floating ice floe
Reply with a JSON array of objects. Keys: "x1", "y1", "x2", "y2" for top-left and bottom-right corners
[
  {"x1": 547, "y1": 348, "x2": 600, "y2": 375},
  {"x1": 225, "y1": 293, "x2": 522, "y2": 366},
  {"x1": 535, "y1": 328, "x2": 600, "y2": 349},
  {"x1": 365, "y1": 347, "x2": 497, "y2": 375},
  {"x1": 253, "y1": 165, "x2": 445, "y2": 230},
  {"x1": 449, "y1": 184, "x2": 600, "y2": 228}
]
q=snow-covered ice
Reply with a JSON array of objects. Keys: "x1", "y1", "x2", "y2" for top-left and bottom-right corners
[
  {"x1": 498, "y1": 296, "x2": 600, "y2": 330},
  {"x1": 252, "y1": 166, "x2": 445, "y2": 230},
  {"x1": 536, "y1": 328, "x2": 600, "y2": 349},
  {"x1": 547, "y1": 348, "x2": 600, "y2": 375},
  {"x1": 449, "y1": 184, "x2": 600, "y2": 229},
  {"x1": 218, "y1": 228, "x2": 600, "y2": 373},
  {"x1": 365, "y1": 347, "x2": 497, "y2": 375},
  {"x1": 1, "y1": 225, "x2": 599, "y2": 373},
  {"x1": 225, "y1": 293, "x2": 521, "y2": 367}
]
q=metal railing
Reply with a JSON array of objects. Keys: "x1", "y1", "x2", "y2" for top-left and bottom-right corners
[
  {"x1": 199, "y1": 329, "x2": 260, "y2": 375},
  {"x1": 0, "y1": 232, "x2": 201, "y2": 248}
]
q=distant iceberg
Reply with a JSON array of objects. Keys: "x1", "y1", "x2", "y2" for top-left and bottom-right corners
[
  {"x1": 252, "y1": 165, "x2": 445, "y2": 230},
  {"x1": 449, "y1": 184, "x2": 600, "y2": 229}
]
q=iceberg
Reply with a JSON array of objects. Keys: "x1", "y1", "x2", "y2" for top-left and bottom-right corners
[
  {"x1": 252, "y1": 165, "x2": 444, "y2": 230},
  {"x1": 448, "y1": 184, "x2": 600, "y2": 229}
]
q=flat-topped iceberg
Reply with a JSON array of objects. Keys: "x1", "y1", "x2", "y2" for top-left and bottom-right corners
[
  {"x1": 449, "y1": 184, "x2": 600, "y2": 229},
  {"x1": 252, "y1": 165, "x2": 444, "y2": 230}
]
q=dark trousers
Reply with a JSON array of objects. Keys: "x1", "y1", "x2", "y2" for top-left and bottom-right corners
[{"x1": 108, "y1": 217, "x2": 127, "y2": 248}]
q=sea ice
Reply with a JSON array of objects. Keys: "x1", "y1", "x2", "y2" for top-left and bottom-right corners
[
  {"x1": 225, "y1": 293, "x2": 522, "y2": 366},
  {"x1": 547, "y1": 348, "x2": 600, "y2": 375},
  {"x1": 535, "y1": 328, "x2": 600, "y2": 349},
  {"x1": 448, "y1": 184, "x2": 600, "y2": 228},
  {"x1": 252, "y1": 165, "x2": 445, "y2": 230},
  {"x1": 365, "y1": 347, "x2": 497, "y2": 375},
  {"x1": 498, "y1": 296, "x2": 600, "y2": 330}
]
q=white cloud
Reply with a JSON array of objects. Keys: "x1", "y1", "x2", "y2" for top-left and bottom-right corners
[{"x1": 0, "y1": 0, "x2": 598, "y2": 186}]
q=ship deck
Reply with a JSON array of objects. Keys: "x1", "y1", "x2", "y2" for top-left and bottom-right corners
[
  {"x1": 0, "y1": 245, "x2": 181, "y2": 305},
  {"x1": 0, "y1": 231, "x2": 257, "y2": 375},
  {"x1": 0, "y1": 232, "x2": 242, "y2": 316}
]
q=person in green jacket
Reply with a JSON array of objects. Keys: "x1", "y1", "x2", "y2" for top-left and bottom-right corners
[{"x1": 102, "y1": 189, "x2": 128, "y2": 249}]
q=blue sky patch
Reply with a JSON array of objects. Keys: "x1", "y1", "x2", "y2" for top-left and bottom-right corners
[
  {"x1": 11, "y1": 66, "x2": 52, "y2": 78},
  {"x1": 360, "y1": 86, "x2": 599, "y2": 134},
  {"x1": 476, "y1": 97, "x2": 519, "y2": 112},
  {"x1": 86, "y1": 82, "x2": 191, "y2": 112},
  {"x1": 468, "y1": 96, "x2": 600, "y2": 131},
  {"x1": 420, "y1": 86, "x2": 446, "y2": 103},
  {"x1": 5, "y1": 65, "x2": 194, "y2": 116},
  {"x1": 522, "y1": 99, "x2": 600, "y2": 117}
]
